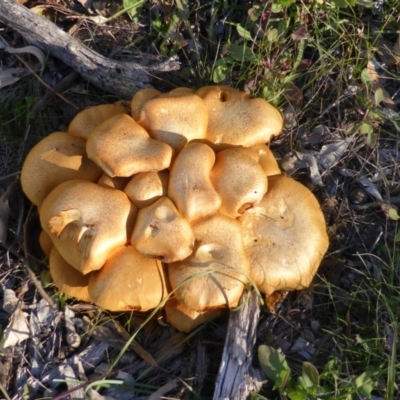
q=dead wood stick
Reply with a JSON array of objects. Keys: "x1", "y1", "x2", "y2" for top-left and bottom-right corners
[
  {"x1": 0, "y1": 0, "x2": 155, "y2": 98},
  {"x1": 213, "y1": 290, "x2": 264, "y2": 400}
]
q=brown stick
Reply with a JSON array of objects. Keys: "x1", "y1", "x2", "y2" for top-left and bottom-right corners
[
  {"x1": 0, "y1": 0, "x2": 155, "y2": 98},
  {"x1": 213, "y1": 290, "x2": 264, "y2": 400}
]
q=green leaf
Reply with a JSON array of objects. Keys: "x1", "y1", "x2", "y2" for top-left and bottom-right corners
[
  {"x1": 388, "y1": 208, "x2": 399, "y2": 220},
  {"x1": 212, "y1": 58, "x2": 231, "y2": 83},
  {"x1": 287, "y1": 389, "x2": 307, "y2": 400},
  {"x1": 355, "y1": 0, "x2": 374, "y2": 6},
  {"x1": 381, "y1": 203, "x2": 400, "y2": 221},
  {"x1": 360, "y1": 121, "x2": 373, "y2": 135},
  {"x1": 122, "y1": 0, "x2": 145, "y2": 22},
  {"x1": 276, "y1": 0, "x2": 295, "y2": 7},
  {"x1": 248, "y1": 5, "x2": 263, "y2": 22},
  {"x1": 374, "y1": 87, "x2": 384, "y2": 105},
  {"x1": 332, "y1": 0, "x2": 355, "y2": 6},
  {"x1": 361, "y1": 68, "x2": 372, "y2": 85},
  {"x1": 236, "y1": 24, "x2": 252, "y2": 41},
  {"x1": 258, "y1": 345, "x2": 291, "y2": 388},
  {"x1": 345, "y1": 123, "x2": 358, "y2": 135},
  {"x1": 267, "y1": 28, "x2": 278, "y2": 43},
  {"x1": 228, "y1": 44, "x2": 253, "y2": 62},
  {"x1": 354, "y1": 370, "x2": 376, "y2": 396},
  {"x1": 271, "y1": 3, "x2": 284, "y2": 13},
  {"x1": 302, "y1": 362, "x2": 319, "y2": 388},
  {"x1": 276, "y1": 19, "x2": 289, "y2": 37}
]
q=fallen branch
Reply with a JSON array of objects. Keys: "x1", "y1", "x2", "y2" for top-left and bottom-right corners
[{"x1": 0, "y1": 0, "x2": 176, "y2": 98}]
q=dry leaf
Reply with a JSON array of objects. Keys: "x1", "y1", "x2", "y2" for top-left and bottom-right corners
[
  {"x1": 3, "y1": 307, "x2": 30, "y2": 348},
  {"x1": 358, "y1": 178, "x2": 383, "y2": 202},
  {"x1": 76, "y1": 0, "x2": 93, "y2": 11},
  {"x1": 280, "y1": 151, "x2": 323, "y2": 186},
  {"x1": 295, "y1": 151, "x2": 323, "y2": 186},
  {"x1": 317, "y1": 139, "x2": 352, "y2": 170},
  {"x1": 0, "y1": 68, "x2": 29, "y2": 88},
  {"x1": 5, "y1": 45, "x2": 45, "y2": 68},
  {"x1": 65, "y1": 306, "x2": 81, "y2": 348},
  {"x1": 3, "y1": 288, "x2": 19, "y2": 313}
]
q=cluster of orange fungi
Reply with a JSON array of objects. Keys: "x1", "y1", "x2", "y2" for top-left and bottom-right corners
[{"x1": 21, "y1": 86, "x2": 329, "y2": 333}]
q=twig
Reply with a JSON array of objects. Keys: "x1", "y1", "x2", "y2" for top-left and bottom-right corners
[
  {"x1": 349, "y1": 196, "x2": 400, "y2": 210},
  {"x1": 23, "y1": 205, "x2": 57, "y2": 309},
  {"x1": 0, "y1": 171, "x2": 21, "y2": 182},
  {"x1": 0, "y1": 0, "x2": 153, "y2": 98},
  {"x1": 31, "y1": 71, "x2": 79, "y2": 114}
]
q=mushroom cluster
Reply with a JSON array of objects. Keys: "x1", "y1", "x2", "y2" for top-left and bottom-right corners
[{"x1": 21, "y1": 86, "x2": 329, "y2": 332}]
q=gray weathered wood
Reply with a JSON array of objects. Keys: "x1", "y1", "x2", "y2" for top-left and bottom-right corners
[
  {"x1": 213, "y1": 290, "x2": 264, "y2": 400},
  {"x1": 0, "y1": 0, "x2": 160, "y2": 98}
]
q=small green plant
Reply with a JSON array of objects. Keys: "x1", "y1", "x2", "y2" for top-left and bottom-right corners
[{"x1": 256, "y1": 344, "x2": 381, "y2": 400}]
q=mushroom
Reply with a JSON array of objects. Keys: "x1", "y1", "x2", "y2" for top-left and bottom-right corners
[
  {"x1": 124, "y1": 170, "x2": 169, "y2": 209},
  {"x1": 238, "y1": 175, "x2": 329, "y2": 301},
  {"x1": 164, "y1": 298, "x2": 223, "y2": 333},
  {"x1": 137, "y1": 91, "x2": 208, "y2": 152},
  {"x1": 131, "y1": 88, "x2": 161, "y2": 121},
  {"x1": 196, "y1": 85, "x2": 283, "y2": 146},
  {"x1": 168, "y1": 143, "x2": 221, "y2": 222},
  {"x1": 49, "y1": 247, "x2": 92, "y2": 302},
  {"x1": 68, "y1": 103, "x2": 128, "y2": 140},
  {"x1": 210, "y1": 147, "x2": 268, "y2": 218},
  {"x1": 40, "y1": 179, "x2": 136, "y2": 274},
  {"x1": 87, "y1": 114, "x2": 173, "y2": 177},
  {"x1": 132, "y1": 196, "x2": 195, "y2": 263},
  {"x1": 167, "y1": 87, "x2": 195, "y2": 95},
  {"x1": 19, "y1": 85, "x2": 329, "y2": 325},
  {"x1": 39, "y1": 230, "x2": 53, "y2": 257},
  {"x1": 97, "y1": 173, "x2": 130, "y2": 191},
  {"x1": 248, "y1": 144, "x2": 281, "y2": 176},
  {"x1": 168, "y1": 213, "x2": 250, "y2": 311},
  {"x1": 88, "y1": 245, "x2": 167, "y2": 311},
  {"x1": 20, "y1": 132, "x2": 103, "y2": 206}
]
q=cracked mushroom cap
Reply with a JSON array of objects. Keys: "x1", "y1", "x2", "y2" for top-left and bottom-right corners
[
  {"x1": 40, "y1": 179, "x2": 136, "y2": 274},
  {"x1": 87, "y1": 114, "x2": 173, "y2": 177},
  {"x1": 168, "y1": 143, "x2": 221, "y2": 222},
  {"x1": 68, "y1": 103, "x2": 128, "y2": 140},
  {"x1": 196, "y1": 85, "x2": 283, "y2": 147},
  {"x1": 238, "y1": 175, "x2": 329, "y2": 297},
  {"x1": 210, "y1": 148, "x2": 268, "y2": 218},
  {"x1": 124, "y1": 170, "x2": 169, "y2": 209},
  {"x1": 137, "y1": 91, "x2": 209, "y2": 152},
  {"x1": 132, "y1": 196, "x2": 195, "y2": 263},
  {"x1": 21, "y1": 132, "x2": 103, "y2": 206},
  {"x1": 88, "y1": 245, "x2": 167, "y2": 312},
  {"x1": 168, "y1": 213, "x2": 250, "y2": 312},
  {"x1": 49, "y1": 247, "x2": 91, "y2": 302},
  {"x1": 164, "y1": 298, "x2": 222, "y2": 333}
]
